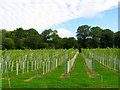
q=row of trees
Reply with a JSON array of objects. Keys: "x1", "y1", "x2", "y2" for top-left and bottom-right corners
[
  {"x1": 76, "y1": 25, "x2": 120, "y2": 48},
  {"x1": 1, "y1": 25, "x2": 120, "y2": 50},
  {"x1": 1, "y1": 28, "x2": 77, "y2": 50}
]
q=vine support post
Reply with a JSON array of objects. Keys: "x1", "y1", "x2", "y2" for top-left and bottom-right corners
[
  {"x1": 92, "y1": 54, "x2": 94, "y2": 77},
  {"x1": 4, "y1": 58, "x2": 11, "y2": 88},
  {"x1": 64, "y1": 53, "x2": 67, "y2": 77}
]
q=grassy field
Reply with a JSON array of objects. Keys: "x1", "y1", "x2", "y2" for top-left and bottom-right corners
[{"x1": 2, "y1": 53, "x2": 119, "y2": 88}]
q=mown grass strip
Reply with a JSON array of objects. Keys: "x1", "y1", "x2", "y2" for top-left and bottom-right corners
[{"x1": 93, "y1": 60, "x2": 118, "y2": 88}]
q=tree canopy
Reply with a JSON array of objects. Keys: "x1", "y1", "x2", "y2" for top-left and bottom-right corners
[
  {"x1": 1, "y1": 25, "x2": 119, "y2": 50},
  {"x1": 76, "y1": 25, "x2": 119, "y2": 48},
  {"x1": 1, "y1": 28, "x2": 77, "y2": 50}
]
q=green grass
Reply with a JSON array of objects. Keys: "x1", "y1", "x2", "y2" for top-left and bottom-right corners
[
  {"x1": 93, "y1": 60, "x2": 118, "y2": 88},
  {"x1": 2, "y1": 53, "x2": 119, "y2": 88}
]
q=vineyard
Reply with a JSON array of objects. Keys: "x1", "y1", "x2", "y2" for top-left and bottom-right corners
[
  {"x1": 82, "y1": 48, "x2": 119, "y2": 75},
  {"x1": 0, "y1": 48, "x2": 119, "y2": 88}
]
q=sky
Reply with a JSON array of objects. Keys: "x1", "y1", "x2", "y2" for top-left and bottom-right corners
[{"x1": 0, "y1": 0, "x2": 119, "y2": 38}]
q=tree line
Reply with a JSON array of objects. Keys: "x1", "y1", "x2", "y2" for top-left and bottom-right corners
[
  {"x1": 1, "y1": 28, "x2": 77, "y2": 50},
  {"x1": 76, "y1": 25, "x2": 120, "y2": 48},
  {"x1": 1, "y1": 25, "x2": 120, "y2": 50}
]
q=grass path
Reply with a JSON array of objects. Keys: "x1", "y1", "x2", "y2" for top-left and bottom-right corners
[
  {"x1": 2, "y1": 53, "x2": 118, "y2": 88},
  {"x1": 93, "y1": 60, "x2": 118, "y2": 88}
]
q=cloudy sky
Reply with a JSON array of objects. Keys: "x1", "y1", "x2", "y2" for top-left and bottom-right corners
[{"x1": 0, "y1": 0, "x2": 119, "y2": 38}]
